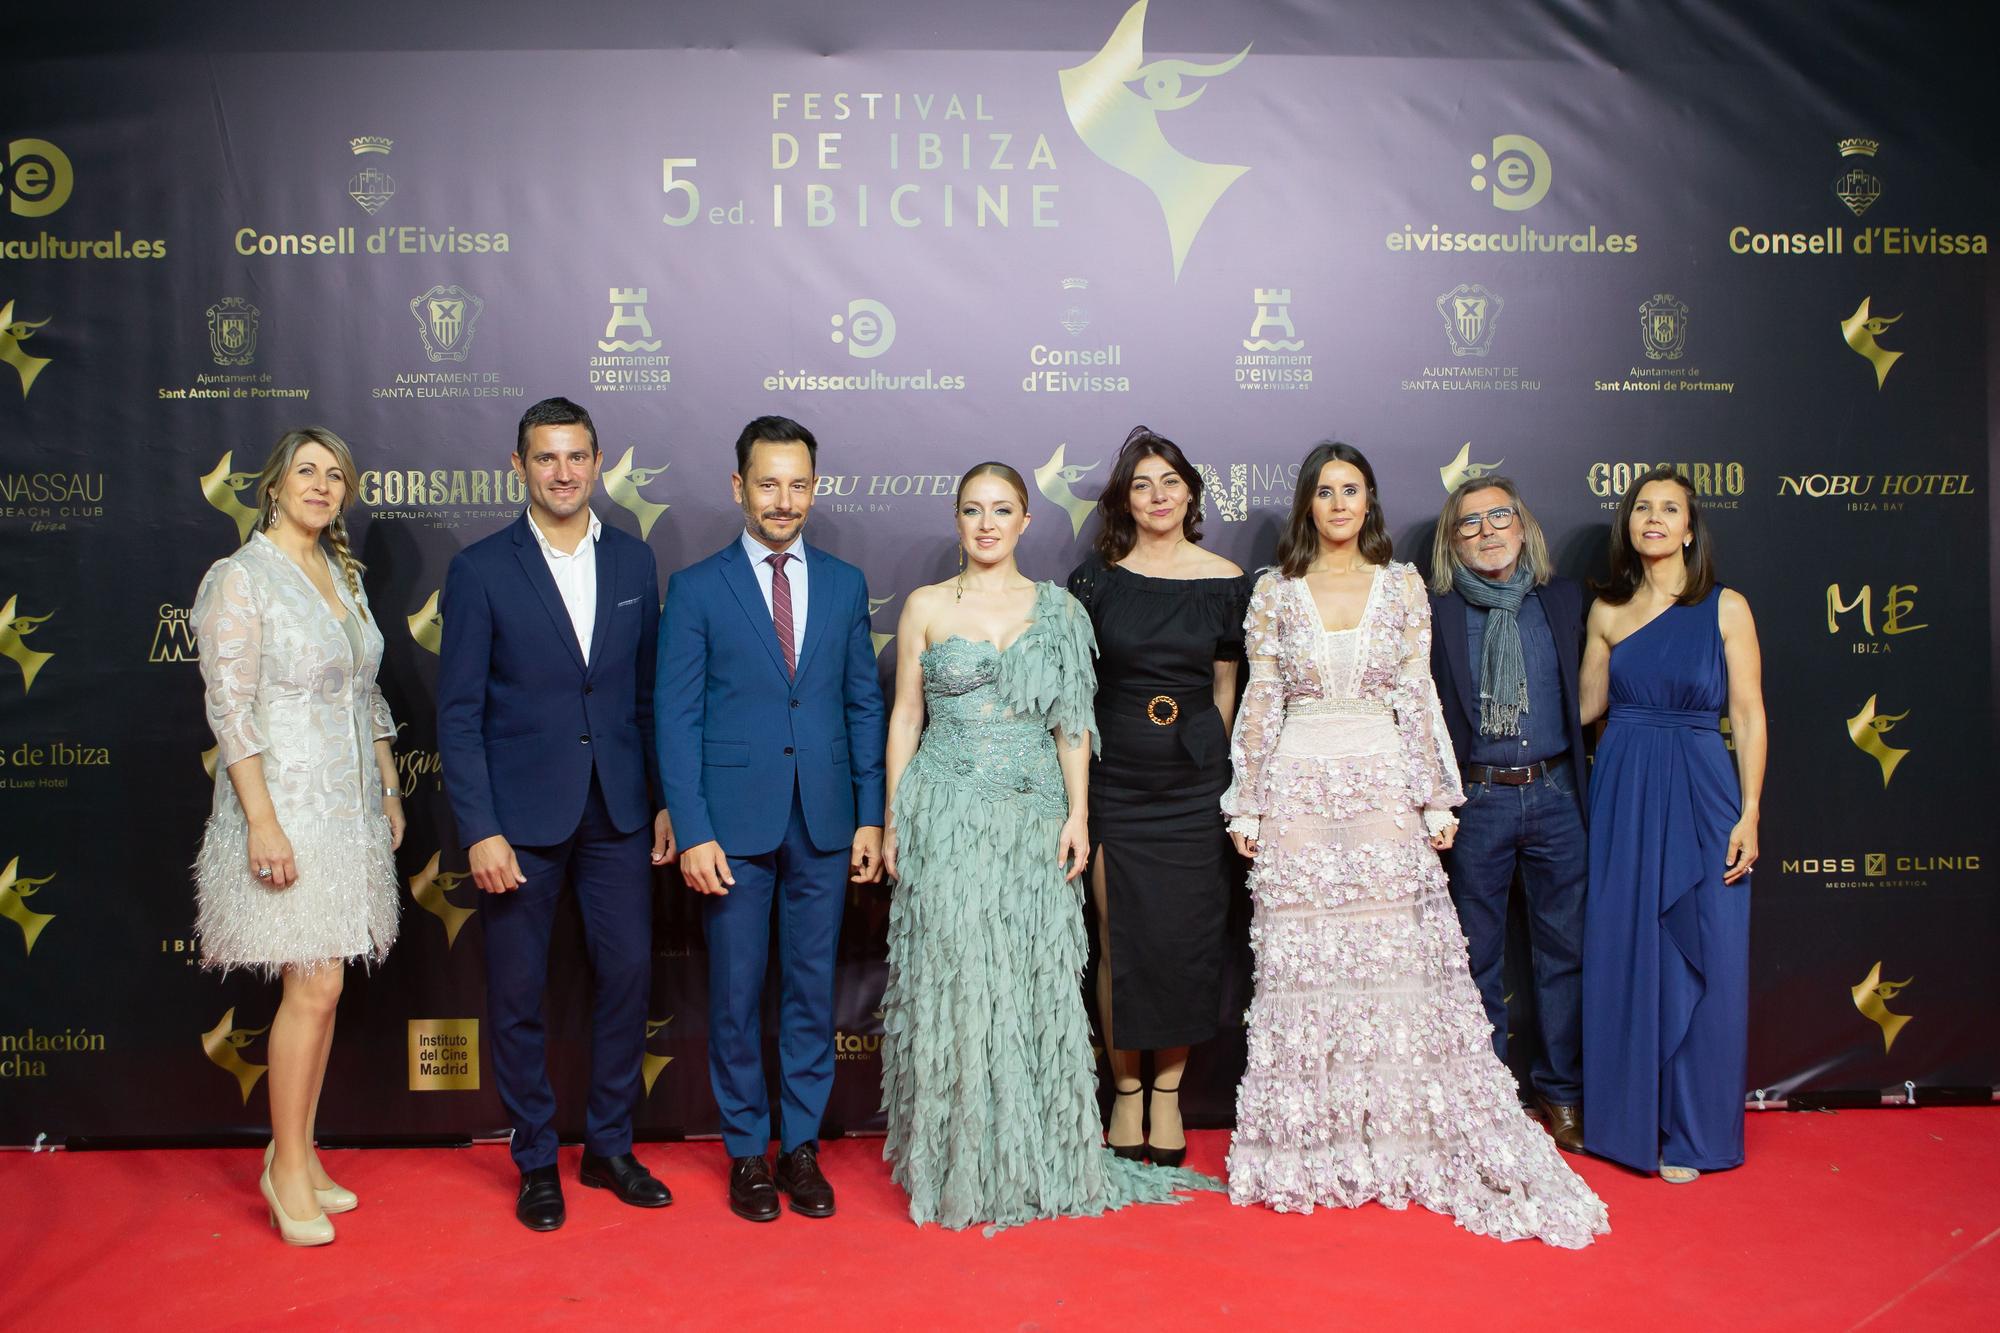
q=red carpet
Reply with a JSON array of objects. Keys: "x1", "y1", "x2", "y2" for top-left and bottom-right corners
[{"x1": 2, "y1": 1110, "x2": 1995, "y2": 1331}]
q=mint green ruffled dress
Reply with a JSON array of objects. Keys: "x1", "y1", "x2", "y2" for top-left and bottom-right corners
[{"x1": 880, "y1": 582, "x2": 1221, "y2": 1230}]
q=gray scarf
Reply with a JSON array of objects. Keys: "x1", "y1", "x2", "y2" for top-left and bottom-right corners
[{"x1": 1452, "y1": 563, "x2": 1535, "y2": 737}]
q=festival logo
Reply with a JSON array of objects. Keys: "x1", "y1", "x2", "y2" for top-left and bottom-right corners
[
  {"x1": 1468, "y1": 133, "x2": 1552, "y2": 212},
  {"x1": 199, "y1": 451, "x2": 262, "y2": 541},
  {"x1": 1060, "y1": 0, "x2": 1251, "y2": 280},
  {"x1": 869, "y1": 595, "x2": 898, "y2": 658},
  {"x1": 1832, "y1": 138, "x2": 1883, "y2": 217},
  {"x1": 0, "y1": 594, "x2": 54, "y2": 693},
  {"x1": 202, "y1": 1007, "x2": 270, "y2": 1105},
  {"x1": 1237, "y1": 287, "x2": 1312, "y2": 392},
  {"x1": 1841, "y1": 297, "x2": 1902, "y2": 389},
  {"x1": 602, "y1": 447, "x2": 670, "y2": 539},
  {"x1": 1850, "y1": 961, "x2": 1912, "y2": 1052},
  {"x1": 206, "y1": 297, "x2": 259, "y2": 367},
  {"x1": 411, "y1": 284, "x2": 485, "y2": 363},
  {"x1": 1437, "y1": 283, "x2": 1504, "y2": 358},
  {"x1": 409, "y1": 850, "x2": 478, "y2": 948},
  {"x1": 1845, "y1": 693, "x2": 1909, "y2": 787},
  {"x1": 348, "y1": 136, "x2": 396, "y2": 215},
  {"x1": 407, "y1": 1018, "x2": 479, "y2": 1091},
  {"x1": 1059, "y1": 277, "x2": 1091, "y2": 335},
  {"x1": 0, "y1": 856, "x2": 56, "y2": 956},
  {"x1": 1035, "y1": 444, "x2": 1100, "y2": 537},
  {"x1": 1639, "y1": 293, "x2": 1688, "y2": 361},
  {"x1": 642, "y1": 1016, "x2": 675, "y2": 1097},
  {"x1": 1, "y1": 300, "x2": 53, "y2": 398},
  {"x1": 150, "y1": 604, "x2": 198, "y2": 664},
  {"x1": 1440, "y1": 442, "x2": 1504, "y2": 492},
  {"x1": 831, "y1": 297, "x2": 897, "y2": 359},
  {"x1": 407, "y1": 589, "x2": 443, "y2": 655},
  {"x1": 1826, "y1": 583, "x2": 1926, "y2": 652},
  {"x1": 3, "y1": 137, "x2": 74, "y2": 217}
]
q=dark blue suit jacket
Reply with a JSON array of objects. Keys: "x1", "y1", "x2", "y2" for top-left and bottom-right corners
[
  {"x1": 1430, "y1": 574, "x2": 1590, "y2": 820},
  {"x1": 437, "y1": 513, "x2": 662, "y2": 848},
  {"x1": 655, "y1": 537, "x2": 886, "y2": 857}
]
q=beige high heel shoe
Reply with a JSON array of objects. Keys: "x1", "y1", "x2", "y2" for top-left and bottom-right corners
[
  {"x1": 260, "y1": 1165, "x2": 335, "y2": 1246},
  {"x1": 266, "y1": 1141, "x2": 358, "y2": 1214}
]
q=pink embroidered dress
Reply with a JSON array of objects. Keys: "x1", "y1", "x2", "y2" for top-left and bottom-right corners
[{"x1": 1221, "y1": 563, "x2": 1607, "y2": 1248}]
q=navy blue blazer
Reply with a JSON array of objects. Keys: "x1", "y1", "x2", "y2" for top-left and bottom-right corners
[
  {"x1": 655, "y1": 537, "x2": 887, "y2": 858},
  {"x1": 437, "y1": 513, "x2": 662, "y2": 849},
  {"x1": 1429, "y1": 574, "x2": 1590, "y2": 818}
]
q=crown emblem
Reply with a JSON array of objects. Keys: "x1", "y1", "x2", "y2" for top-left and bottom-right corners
[
  {"x1": 1836, "y1": 137, "x2": 1880, "y2": 158},
  {"x1": 349, "y1": 136, "x2": 394, "y2": 156}
]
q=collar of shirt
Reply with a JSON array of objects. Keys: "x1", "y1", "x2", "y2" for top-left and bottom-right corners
[
  {"x1": 526, "y1": 508, "x2": 602, "y2": 560},
  {"x1": 740, "y1": 528, "x2": 803, "y2": 566}
]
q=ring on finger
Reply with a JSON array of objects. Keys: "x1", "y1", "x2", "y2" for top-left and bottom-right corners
[{"x1": 256, "y1": 865, "x2": 272, "y2": 879}]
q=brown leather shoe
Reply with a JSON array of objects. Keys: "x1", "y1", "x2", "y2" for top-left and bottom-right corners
[
  {"x1": 774, "y1": 1141, "x2": 835, "y2": 1218},
  {"x1": 1535, "y1": 1096, "x2": 1584, "y2": 1153},
  {"x1": 728, "y1": 1155, "x2": 780, "y2": 1223}
]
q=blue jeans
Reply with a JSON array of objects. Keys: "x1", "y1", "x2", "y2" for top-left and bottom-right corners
[{"x1": 1443, "y1": 759, "x2": 1587, "y2": 1106}]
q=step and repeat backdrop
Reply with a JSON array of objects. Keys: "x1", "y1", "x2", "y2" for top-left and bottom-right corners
[{"x1": 2, "y1": 1, "x2": 1994, "y2": 1144}]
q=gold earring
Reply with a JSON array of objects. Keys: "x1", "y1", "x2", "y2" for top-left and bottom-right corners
[{"x1": 959, "y1": 545, "x2": 967, "y2": 574}]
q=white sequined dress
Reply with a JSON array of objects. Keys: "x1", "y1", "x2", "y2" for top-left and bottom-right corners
[
  {"x1": 1220, "y1": 564, "x2": 1607, "y2": 1248},
  {"x1": 191, "y1": 532, "x2": 399, "y2": 976}
]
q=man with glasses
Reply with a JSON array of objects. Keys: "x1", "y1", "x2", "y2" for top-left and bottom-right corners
[{"x1": 1426, "y1": 477, "x2": 1590, "y2": 1152}]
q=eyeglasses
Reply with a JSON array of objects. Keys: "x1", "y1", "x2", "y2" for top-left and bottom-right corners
[{"x1": 1455, "y1": 506, "x2": 1517, "y2": 537}]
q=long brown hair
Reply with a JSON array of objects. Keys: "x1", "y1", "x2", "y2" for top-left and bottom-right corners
[
  {"x1": 252, "y1": 426, "x2": 370, "y2": 621},
  {"x1": 1092, "y1": 426, "x2": 1206, "y2": 562},
  {"x1": 1275, "y1": 440, "x2": 1392, "y2": 578},
  {"x1": 1593, "y1": 464, "x2": 1717, "y2": 607}
]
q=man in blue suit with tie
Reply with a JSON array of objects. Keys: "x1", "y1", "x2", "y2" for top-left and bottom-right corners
[
  {"x1": 655, "y1": 416, "x2": 886, "y2": 1223},
  {"x1": 438, "y1": 397, "x2": 676, "y2": 1232}
]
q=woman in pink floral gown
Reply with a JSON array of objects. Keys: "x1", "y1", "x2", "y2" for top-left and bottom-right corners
[{"x1": 1221, "y1": 442, "x2": 1607, "y2": 1248}]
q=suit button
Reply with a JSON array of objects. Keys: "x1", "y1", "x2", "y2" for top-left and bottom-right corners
[
  {"x1": 790, "y1": 699, "x2": 800, "y2": 709},
  {"x1": 784, "y1": 746, "x2": 794, "y2": 756},
  {"x1": 580, "y1": 734, "x2": 591, "y2": 745},
  {"x1": 585, "y1": 685, "x2": 594, "y2": 695}
]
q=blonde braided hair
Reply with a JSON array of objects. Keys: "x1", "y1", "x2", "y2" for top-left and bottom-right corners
[
  {"x1": 250, "y1": 426, "x2": 370, "y2": 621},
  {"x1": 325, "y1": 510, "x2": 370, "y2": 622}
]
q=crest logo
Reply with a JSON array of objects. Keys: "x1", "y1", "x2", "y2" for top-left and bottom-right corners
[
  {"x1": 600, "y1": 288, "x2": 662, "y2": 352},
  {"x1": 1639, "y1": 293, "x2": 1688, "y2": 361},
  {"x1": 410, "y1": 284, "x2": 484, "y2": 363},
  {"x1": 206, "y1": 297, "x2": 259, "y2": 366},
  {"x1": 1469, "y1": 133, "x2": 1551, "y2": 211},
  {"x1": 1850, "y1": 961, "x2": 1912, "y2": 1052},
  {"x1": 642, "y1": 1016, "x2": 676, "y2": 1096},
  {"x1": 201, "y1": 1006, "x2": 270, "y2": 1104},
  {"x1": 0, "y1": 857, "x2": 57, "y2": 956},
  {"x1": 602, "y1": 447, "x2": 670, "y2": 539},
  {"x1": 0, "y1": 594, "x2": 55, "y2": 693},
  {"x1": 1846, "y1": 693, "x2": 1909, "y2": 787},
  {"x1": 3, "y1": 138, "x2": 74, "y2": 217},
  {"x1": 1833, "y1": 138, "x2": 1882, "y2": 217},
  {"x1": 0, "y1": 299, "x2": 53, "y2": 398},
  {"x1": 199, "y1": 450, "x2": 262, "y2": 541},
  {"x1": 409, "y1": 850, "x2": 478, "y2": 947},
  {"x1": 1437, "y1": 283, "x2": 1504, "y2": 358},
  {"x1": 1242, "y1": 288, "x2": 1303, "y2": 351},
  {"x1": 1841, "y1": 297, "x2": 1902, "y2": 389},
  {"x1": 1059, "y1": 278, "x2": 1091, "y2": 336},
  {"x1": 1035, "y1": 443, "x2": 1100, "y2": 538},
  {"x1": 348, "y1": 136, "x2": 396, "y2": 215},
  {"x1": 407, "y1": 589, "x2": 443, "y2": 655},
  {"x1": 830, "y1": 298, "x2": 896, "y2": 359},
  {"x1": 1440, "y1": 442, "x2": 1504, "y2": 492},
  {"x1": 1060, "y1": 0, "x2": 1251, "y2": 280}
]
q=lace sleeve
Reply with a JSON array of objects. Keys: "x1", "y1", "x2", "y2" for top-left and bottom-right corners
[
  {"x1": 193, "y1": 557, "x2": 269, "y2": 768},
  {"x1": 1220, "y1": 572, "x2": 1286, "y2": 837},
  {"x1": 1388, "y1": 567, "x2": 1463, "y2": 816}
]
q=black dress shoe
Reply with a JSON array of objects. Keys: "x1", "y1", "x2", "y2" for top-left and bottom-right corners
[
  {"x1": 729, "y1": 1155, "x2": 780, "y2": 1223},
  {"x1": 774, "y1": 1142, "x2": 835, "y2": 1218},
  {"x1": 580, "y1": 1151, "x2": 672, "y2": 1208},
  {"x1": 516, "y1": 1165, "x2": 565, "y2": 1232}
]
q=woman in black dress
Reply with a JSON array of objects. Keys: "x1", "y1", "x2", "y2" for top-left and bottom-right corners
[{"x1": 1066, "y1": 427, "x2": 1249, "y2": 1165}]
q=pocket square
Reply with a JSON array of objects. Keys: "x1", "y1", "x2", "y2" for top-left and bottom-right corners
[{"x1": 616, "y1": 596, "x2": 644, "y2": 608}]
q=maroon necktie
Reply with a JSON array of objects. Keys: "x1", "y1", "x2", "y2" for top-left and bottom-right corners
[{"x1": 766, "y1": 552, "x2": 796, "y2": 678}]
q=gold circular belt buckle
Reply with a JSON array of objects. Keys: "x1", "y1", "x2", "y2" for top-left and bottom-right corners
[{"x1": 1145, "y1": 694, "x2": 1179, "y2": 726}]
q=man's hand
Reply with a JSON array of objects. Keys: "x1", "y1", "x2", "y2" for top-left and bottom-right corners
[
  {"x1": 469, "y1": 834, "x2": 528, "y2": 894},
  {"x1": 651, "y1": 809, "x2": 677, "y2": 866},
  {"x1": 680, "y1": 840, "x2": 735, "y2": 896},
  {"x1": 850, "y1": 825, "x2": 884, "y2": 884}
]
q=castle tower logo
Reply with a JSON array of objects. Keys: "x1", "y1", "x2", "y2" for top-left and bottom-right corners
[
  {"x1": 1060, "y1": 0, "x2": 1251, "y2": 280},
  {"x1": 201, "y1": 1007, "x2": 270, "y2": 1104},
  {"x1": 1242, "y1": 289, "x2": 1303, "y2": 352},
  {"x1": 348, "y1": 137, "x2": 396, "y2": 215},
  {"x1": 602, "y1": 447, "x2": 670, "y2": 539},
  {"x1": 1850, "y1": 961, "x2": 1912, "y2": 1052},
  {"x1": 1845, "y1": 693, "x2": 1909, "y2": 787},
  {"x1": 599, "y1": 288, "x2": 662, "y2": 352},
  {"x1": 0, "y1": 857, "x2": 57, "y2": 956},
  {"x1": 0, "y1": 299, "x2": 53, "y2": 398},
  {"x1": 206, "y1": 297, "x2": 259, "y2": 366},
  {"x1": 1832, "y1": 138, "x2": 1882, "y2": 217},
  {"x1": 0, "y1": 594, "x2": 55, "y2": 693},
  {"x1": 199, "y1": 451, "x2": 262, "y2": 540},
  {"x1": 1035, "y1": 443, "x2": 1100, "y2": 537},
  {"x1": 1841, "y1": 297, "x2": 1903, "y2": 389}
]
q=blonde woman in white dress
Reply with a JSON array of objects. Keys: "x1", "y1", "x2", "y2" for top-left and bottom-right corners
[{"x1": 192, "y1": 427, "x2": 405, "y2": 1245}]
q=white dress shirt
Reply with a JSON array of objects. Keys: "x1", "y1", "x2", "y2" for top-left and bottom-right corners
[
  {"x1": 741, "y1": 528, "x2": 808, "y2": 659},
  {"x1": 528, "y1": 508, "x2": 602, "y2": 664}
]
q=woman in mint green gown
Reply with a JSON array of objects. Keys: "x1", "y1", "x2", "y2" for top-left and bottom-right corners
[{"x1": 878, "y1": 462, "x2": 1220, "y2": 1230}]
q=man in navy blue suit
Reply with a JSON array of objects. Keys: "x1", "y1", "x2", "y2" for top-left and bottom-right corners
[
  {"x1": 655, "y1": 416, "x2": 886, "y2": 1223},
  {"x1": 1428, "y1": 475, "x2": 1591, "y2": 1153},
  {"x1": 438, "y1": 397, "x2": 676, "y2": 1231}
]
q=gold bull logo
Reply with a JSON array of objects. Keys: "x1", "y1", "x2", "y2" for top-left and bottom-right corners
[
  {"x1": 407, "y1": 589, "x2": 443, "y2": 655},
  {"x1": 1846, "y1": 693, "x2": 1909, "y2": 787},
  {"x1": 1439, "y1": 442, "x2": 1504, "y2": 492},
  {"x1": 409, "y1": 850, "x2": 478, "y2": 947},
  {"x1": 0, "y1": 595, "x2": 55, "y2": 693},
  {"x1": 202, "y1": 1006, "x2": 271, "y2": 1104},
  {"x1": 642, "y1": 1016, "x2": 675, "y2": 1096},
  {"x1": 1060, "y1": 0, "x2": 1251, "y2": 280},
  {"x1": 1035, "y1": 443, "x2": 1100, "y2": 538},
  {"x1": 602, "y1": 446, "x2": 670, "y2": 539},
  {"x1": 200, "y1": 450, "x2": 263, "y2": 540},
  {"x1": 0, "y1": 299, "x2": 53, "y2": 397},
  {"x1": 0, "y1": 857, "x2": 57, "y2": 956},
  {"x1": 1841, "y1": 297, "x2": 1903, "y2": 389},
  {"x1": 1850, "y1": 961, "x2": 1912, "y2": 1053}
]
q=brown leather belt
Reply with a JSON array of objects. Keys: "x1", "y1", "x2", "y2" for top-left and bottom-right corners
[{"x1": 1463, "y1": 758, "x2": 1559, "y2": 787}]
